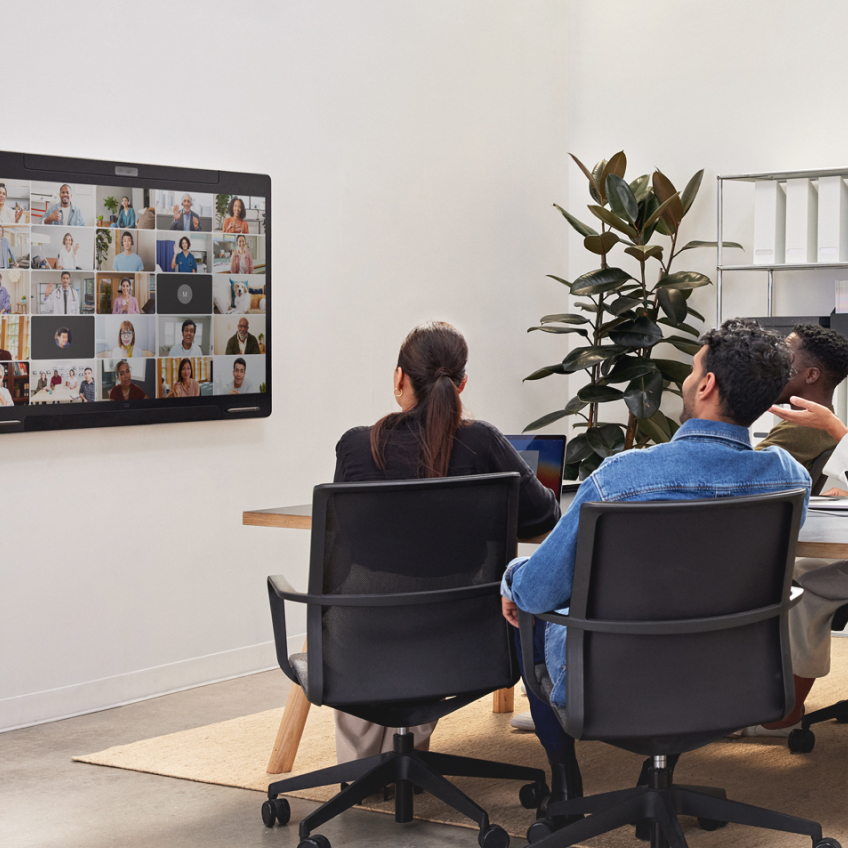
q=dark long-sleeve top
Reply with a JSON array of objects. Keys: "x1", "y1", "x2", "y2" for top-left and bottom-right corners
[{"x1": 334, "y1": 416, "x2": 561, "y2": 539}]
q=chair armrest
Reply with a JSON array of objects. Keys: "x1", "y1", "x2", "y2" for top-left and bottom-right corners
[
  {"x1": 267, "y1": 578, "x2": 502, "y2": 608},
  {"x1": 266, "y1": 576, "x2": 302, "y2": 685},
  {"x1": 534, "y1": 589, "x2": 804, "y2": 636},
  {"x1": 517, "y1": 607, "x2": 556, "y2": 707}
]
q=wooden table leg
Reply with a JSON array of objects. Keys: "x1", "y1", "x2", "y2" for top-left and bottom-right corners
[
  {"x1": 492, "y1": 685, "x2": 515, "y2": 713},
  {"x1": 267, "y1": 640, "x2": 312, "y2": 774}
]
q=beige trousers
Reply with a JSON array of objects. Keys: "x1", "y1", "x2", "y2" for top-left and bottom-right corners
[
  {"x1": 790, "y1": 558, "x2": 848, "y2": 678},
  {"x1": 334, "y1": 712, "x2": 438, "y2": 764}
]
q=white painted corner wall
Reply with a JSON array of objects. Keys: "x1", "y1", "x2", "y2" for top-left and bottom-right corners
[{"x1": 0, "y1": 1, "x2": 569, "y2": 731}]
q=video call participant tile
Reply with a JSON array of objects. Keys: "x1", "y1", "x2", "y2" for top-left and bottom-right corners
[
  {"x1": 31, "y1": 315, "x2": 94, "y2": 360},
  {"x1": 157, "y1": 274, "x2": 212, "y2": 315}
]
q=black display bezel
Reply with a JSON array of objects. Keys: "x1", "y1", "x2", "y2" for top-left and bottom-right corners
[{"x1": 0, "y1": 150, "x2": 271, "y2": 433}]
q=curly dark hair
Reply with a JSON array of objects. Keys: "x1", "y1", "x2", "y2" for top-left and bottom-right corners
[
  {"x1": 792, "y1": 324, "x2": 848, "y2": 392},
  {"x1": 227, "y1": 196, "x2": 246, "y2": 220},
  {"x1": 699, "y1": 318, "x2": 792, "y2": 427}
]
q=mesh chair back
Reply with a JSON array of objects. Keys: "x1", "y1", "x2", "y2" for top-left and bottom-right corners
[
  {"x1": 810, "y1": 448, "x2": 834, "y2": 496},
  {"x1": 563, "y1": 490, "x2": 805, "y2": 750},
  {"x1": 306, "y1": 473, "x2": 520, "y2": 707}
]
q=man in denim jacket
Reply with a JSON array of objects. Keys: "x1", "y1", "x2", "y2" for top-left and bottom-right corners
[{"x1": 500, "y1": 319, "x2": 811, "y2": 793}]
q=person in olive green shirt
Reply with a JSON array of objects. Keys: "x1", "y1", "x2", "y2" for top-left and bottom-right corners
[{"x1": 754, "y1": 324, "x2": 848, "y2": 471}]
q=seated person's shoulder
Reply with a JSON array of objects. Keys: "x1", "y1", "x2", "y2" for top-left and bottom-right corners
[{"x1": 336, "y1": 425, "x2": 372, "y2": 454}]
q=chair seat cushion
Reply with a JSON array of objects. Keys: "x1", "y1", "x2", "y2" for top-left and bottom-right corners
[{"x1": 289, "y1": 652, "x2": 310, "y2": 700}]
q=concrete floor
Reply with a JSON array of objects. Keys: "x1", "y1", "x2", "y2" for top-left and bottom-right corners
[{"x1": 0, "y1": 670, "x2": 522, "y2": 848}]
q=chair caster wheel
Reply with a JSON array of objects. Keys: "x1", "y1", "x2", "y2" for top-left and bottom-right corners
[
  {"x1": 298, "y1": 835, "x2": 331, "y2": 848},
  {"x1": 788, "y1": 727, "x2": 816, "y2": 753},
  {"x1": 527, "y1": 817, "x2": 555, "y2": 844},
  {"x1": 634, "y1": 819, "x2": 651, "y2": 842},
  {"x1": 479, "y1": 824, "x2": 510, "y2": 848},
  {"x1": 261, "y1": 797, "x2": 290, "y2": 827},
  {"x1": 519, "y1": 780, "x2": 550, "y2": 809},
  {"x1": 697, "y1": 817, "x2": 726, "y2": 831},
  {"x1": 814, "y1": 839, "x2": 842, "y2": 848},
  {"x1": 835, "y1": 700, "x2": 848, "y2": 723}
]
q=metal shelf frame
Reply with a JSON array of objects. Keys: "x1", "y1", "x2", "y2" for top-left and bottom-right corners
[{"x1": 716, "y1": 167, "x2": 848, "y2": 326}]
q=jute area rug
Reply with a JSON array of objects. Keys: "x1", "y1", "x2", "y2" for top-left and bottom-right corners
[{"x1": 75, "y1": 640, "x2": 848, "y2": 846}]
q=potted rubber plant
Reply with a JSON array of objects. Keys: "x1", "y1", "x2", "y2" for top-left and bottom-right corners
[{"x1": 524, "y1": 151, "x2": 741, "y2": 479}]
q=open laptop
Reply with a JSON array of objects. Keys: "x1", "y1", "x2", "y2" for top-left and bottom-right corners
[{"x1": 504, "y1": 434, "x2": 569, "y2": 498}]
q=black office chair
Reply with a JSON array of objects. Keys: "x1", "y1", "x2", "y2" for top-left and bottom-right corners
[
  {"x1": 788, "y1": 600, "x2": 848, "y2": 753},
  {"x1": 517, "y1": 490, "x2": 841, "y2": 848},
  {"x1": 262, "y1": 473, "x2": 547, "y2": 848},
  {"x1": 809, "y1": 448, "x2": 835, "y2": 496}
]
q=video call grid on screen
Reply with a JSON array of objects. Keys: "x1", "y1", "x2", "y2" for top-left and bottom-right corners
[{"x1": 0, "y1": 151, "x2": 270, "y2": 429}]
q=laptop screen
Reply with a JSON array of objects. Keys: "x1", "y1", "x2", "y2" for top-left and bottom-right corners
[{"x1": 504, "y1": 434, "x2": 566, "y2": 497}]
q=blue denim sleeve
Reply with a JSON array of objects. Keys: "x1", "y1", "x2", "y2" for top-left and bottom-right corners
[{"x1": 500, "y1": 476, "x2": 602, "y2": 611}]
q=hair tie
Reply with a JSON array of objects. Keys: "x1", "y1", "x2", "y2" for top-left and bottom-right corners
[{"x1": 434, "y1": 367, "x2": 452, "y2": 379}]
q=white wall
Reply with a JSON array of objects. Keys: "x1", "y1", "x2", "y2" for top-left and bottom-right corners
[
  {"x1": 560, "y1": 0, "x2": 848, "y2": 440},
  {"x1": 1, "y1": 1, "x2": 568, "y2": 730}
]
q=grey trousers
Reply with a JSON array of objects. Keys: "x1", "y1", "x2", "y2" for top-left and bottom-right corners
[
  {"x1": 790, "y1": 558, "x2": 848, "y2": 678},
  {"x1": 334, "y1": 712, "x2": 437, "y2": 764}
]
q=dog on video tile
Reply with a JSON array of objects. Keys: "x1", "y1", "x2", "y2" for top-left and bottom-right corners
[{"x1": 232, "y1": 282, "x2": 251, "y2": 313}]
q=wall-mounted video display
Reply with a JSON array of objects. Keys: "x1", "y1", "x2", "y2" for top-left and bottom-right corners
[{"x1": 0, "y1": 151, "x2": 270, "y2": 432}]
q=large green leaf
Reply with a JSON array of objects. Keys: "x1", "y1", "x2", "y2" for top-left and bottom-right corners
[
  {"x1": 606, "y1": 174, "x2": 638, "y2": 226},
  {"x1": 678, "y1": 239, "x2": 744, "y2": 253},
  {"x1": 680, "y1": 169, "x2": 704, "y2": 215},
  {"x1": 570, "y1": 153, "x2": 602, "y2": 204},
  {"x1": 606, "y1": 295, "x2": 642, "y2": 316},
  {"x1": 564, "y1": 461, "x2": 580, "y2": 481},
  {"x1": 687, "y1": 305, "x2": 705, "y2": 322},
  {"x1": 653, "y1": 358, "x2": 692, "y2": 385},
  {"x1": 605, "y1": 356, "x2": 658, "y2": 384},
  {"x1": 624, "y1": 244, "x2": 663, "y2": 262},
  {"x1": 523, "y1": 364, "x2": 567, "y2": 381},
  {"x1": 523, "y1": 408, "x2": 571, "y2": 433},
  {"x1": 598, "y1": 315, "x2": 632, "y2": 335},
  {"x1": 540, "y1": 313, "x2": 590, "y2": 325},
  {"x1": 527, "y1": 325, "x2": 590, "y2": 337},
  {"x1": 655, "y1": 271, "x2": 712, "y2": 291},
  {"x1": 657, "y1": 286, "x2": 687, "y2": 324},
  {"x1": 574, "y1": 302, "x2": 601, "y2": 313},
  {"x1": 565, "y1": 432, "x2": 594, "y2": 463},
  {"x1": 577, "y1": 384, "x2": 625, "y2": 403},
  {"x1": 609, "y1": 316, "x2": 663, "y2": 348},
  {"x1": 652, "y1": 170, "x2": 684, "y2": 229},
  {"x1": 583, "y1": 231, "x2": 620, "y2": 255},
  {"x1": 588, "y1": 204, "x2": 638, "y2": 239},
  {"x1": 586, "y1": 423, "x2": 626, "y2": 458},
  {"x1": 600, "y1": 151, "x2": 627, "y2": 190},
  {"x1": 637, "y1": 190, "x2": 660, "y2": 239},
  {"x1": 657, "y1": 318, "x2": 700, "y2": 337},
  {"x1": 642, "y1": 191, "x2": 681, "y2": 231},
  {"x1": 637, "y1": 414, "x2": 671, "y2": 444},
  {"x1": 553, "y1": 203, "x2": 598, "y2": 238},
  {"x1": 564, "y1": 395, "x2": 588, "y2": 414},
  {"x1": 591, "y1": 157, "x2": 609, "y2": 203},
  {"x1": 570, "y1": 267, "x2": 633, "y2": 297},
  {"x1": 629, "y1": 174, "x2": 651, "y2": 203},
  {"x1": 624, "y1": 370, "x2": 664, "y2": 418},
  {"x1": 658, "y1": 335, "x2": 701, "y2": 355},
  {"x1": 546, "y1": 274, "x2": 572, "y2": 288},
  {"x1": 578, "y1": 451, "x2": 604, "y2": 479},
  {"x1": 561, "y1": 345, "x2": 627, "y2": 373}
]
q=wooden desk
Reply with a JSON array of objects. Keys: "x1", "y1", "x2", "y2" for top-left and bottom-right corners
[{"x1": 245, "y1": 502, "x2": 848, "y2": 559}]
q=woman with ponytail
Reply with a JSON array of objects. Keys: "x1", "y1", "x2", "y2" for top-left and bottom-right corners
[{"x1": 333, "y1": 321, "x2": 560, "y2": 765}]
